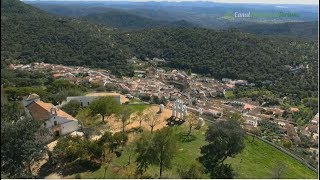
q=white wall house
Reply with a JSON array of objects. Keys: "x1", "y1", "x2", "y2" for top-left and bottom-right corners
[
  {"x1": 245, "y1": 119, "x2": 258, "y2": 127},
  {"x1": 62, "y1": 92, "x2": 122, "y2": 107},
  {"x1": 311, "y1": 113, "x2": 319, "y2": 125},
  {"x1": 46, "y1": 107, "x2": 79, "y2": 136},
  {"x1": 23, "y1": 94, "x2": 79, "y2": 136},
  {"x1": 277, "y1": 121, "x2": 287, "y2": 129},
  {"x1": 312, "y1": 133, "x2": 319, "y2": 142}
]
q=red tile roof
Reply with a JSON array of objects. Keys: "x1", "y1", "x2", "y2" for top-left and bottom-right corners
[
  {"x1": 285, "y1": 123, "x2": 298, "y2": 138},
  {"x1": 26, "y1": 100, "x2": 77, "y2": 121},
  {"x1": 244, "y1": 104, "x2": 254, "y2": 110},
  {"x1": 268, "y1": 108, "x2": 284, "y2": 115},
  {"x1": 26, "y1": 101, "x2": 52, "y2": 121},
  {"x1": 52, "y1": 73, "x2": 62, "y2": 78},
  {"x1": 290, "y1": 107, "x2": 299, "y2": 112}
]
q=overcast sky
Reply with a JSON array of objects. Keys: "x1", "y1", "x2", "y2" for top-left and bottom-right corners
[{"x1": 23, "y1": 0, "x2": 319, "y2": 5}]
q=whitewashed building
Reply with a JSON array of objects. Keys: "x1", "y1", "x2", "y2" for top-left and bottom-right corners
[
  {"x1": 23, "y1": 94, "x2": 79, "y2": 136},
  {"x1": 311, "y1": 113, "x2": 319, "y2": 125},
  {"x1": 245, "y1": 118, "x2": 258, "y2": 127},
  {"x1": 62, "y1": 92, "x2": 123, "y2": 107}
]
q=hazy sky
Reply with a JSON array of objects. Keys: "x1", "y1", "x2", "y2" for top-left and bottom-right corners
[{"x1": 24, "y1": 0, "x2": 319, "y2": 5}]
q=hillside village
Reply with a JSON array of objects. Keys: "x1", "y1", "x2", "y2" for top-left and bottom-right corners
[
  {"x1": 10, "y1": 62, "x2": 319, "y2": 161},
  {"x1": 1, "y1": 0, "x2": 319, "y2": 179}
]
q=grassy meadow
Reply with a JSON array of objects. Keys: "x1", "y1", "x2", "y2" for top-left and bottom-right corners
[{"x1": 73, "y1": 123, "x2": 318, "y2": 179}]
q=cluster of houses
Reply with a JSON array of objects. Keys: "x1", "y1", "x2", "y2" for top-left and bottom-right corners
[
  {"x1": 10, "y1": 62, "x2": 118, "y2": 87},
  {"x1": 10, "y1": 63, "x2": 240, "y2": 109},
  {"x1": 10, "y1": 62, "x2": 319, "y2": 149},
  {"x1": 221, "y1": 78, "x2": 253, "y2": 88},
  {"x1": 116, "y1": 67, "x2": 229, "y2": 108},
  {"x1": 240, "y1": 103, "x2": 319, "y2": 146},
  {"x1": 301, "y1": 113, "x2": 319, "y2": 143},
  {"x1": 220, "y1": 98, "x2": 317, "y2": 145}
]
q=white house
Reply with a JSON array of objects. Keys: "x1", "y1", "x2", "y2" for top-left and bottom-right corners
[
  {"x1": 62, "y1": 92, "x2": 123, "y2": 107},
  {"x1": 23, "y1": 94, "x2": 79, "y2": 136},
  {"x1": 246, "y1": 119, "x2": 258, "y2": 127},
  {"x1": 277, "y1": 121, "x2": 287, "y2": 129},
  {"x1": 311, "y1": 113, "x2": 319, "y2": 125},
  {"x1": 312, "y1": 133, "x2": 319, "y2": 142}
]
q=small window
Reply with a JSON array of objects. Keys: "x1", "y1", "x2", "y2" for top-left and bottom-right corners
[
  {"x1": 80, "y1": 102, "x2": 83, "y2": 107},
  {"x1": 54, "y1": 121, "x2": 57, "y2": 126},
  {"x1": 87, "y1": 102, "x2": 90, "y2": 105}
]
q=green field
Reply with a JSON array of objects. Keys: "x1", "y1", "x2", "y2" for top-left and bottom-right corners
[
  {"x1": 76, "y1": 124, "x2": 318, "y2": 179},
  {"x1": 226, "y1": 137, "x2": 318, "y2": 178},
  {"x1": 127, "y1": 104, "x2": 150, "y2": 112},
  {"x1": 128, "y1": 98, "x2": 144, "y2": 104}
]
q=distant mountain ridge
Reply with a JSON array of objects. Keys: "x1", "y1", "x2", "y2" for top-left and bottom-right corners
[
  {"x1": 2, "y1": 0, "x2": 318, "y2": 97},
  {"x1": 26, "y1": 1, "x2": 319, "y2": 39},
  {"x1": 24, "y1": 3, "x2": 196, "y2": 29},
  {"x1": 82, "y1": 10, "x2": 195, "y2": 29},
  {"x1": 1, "y1": 0, "x2": 134, "y2": 76},
  {"x1": 235, "y1": 21, "x2": 319, "y2": 40}
]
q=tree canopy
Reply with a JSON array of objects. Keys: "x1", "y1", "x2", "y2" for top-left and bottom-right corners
[
  {"x1": 88, "y1": 96, "x2": 121, "y2": 123},
  {"x1": 135, "y1": 127, "x2": 178, "y2": 178},
  {"x1": 198, "y1": 120, "x2": 246, "y2": 178},
  {"x1": 1, "y1": 102, "x2": 49, "y2": 178},
  {"x1": 61, "y1": 99, "x2": 81, "y2": 117}
]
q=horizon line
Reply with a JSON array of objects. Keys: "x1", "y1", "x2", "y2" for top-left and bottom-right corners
[{"x1": 22, "y1": 0, "x2": 319, "y2": 6}]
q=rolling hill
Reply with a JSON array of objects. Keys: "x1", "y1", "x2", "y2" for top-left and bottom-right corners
[
  {"x1": 1, "y1": 0, "x2": 318, "y2": 97},
  {"x1": 236, "y1": 21, "x2": 319, "y2": 41},
  {"x1": 27, "y1": 1, "x2": 319, "y2": 39},
  {"x1": 27, "y1": 1, "x2": 318, "y2": 29},
  {"x1": 82, "y1": 10, "x2": 195, "y2": 29},
  {"x1": 22, "y1": 3, "x2": 195, "y2": 30},
  {"x1": 1, "y1": 0, "x2": 133, "y2": 76},
  {"x1": 1, "y1": 1, "x2": 318, "y2": 179}
]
